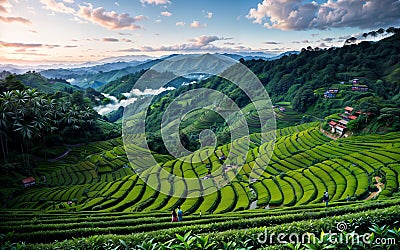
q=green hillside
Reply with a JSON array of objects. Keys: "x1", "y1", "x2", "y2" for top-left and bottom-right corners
[
  {"x1": 6, "y1": 123, "x2": 400, "y2": 213},
  {"x1": 13, "y1": 71, "x2": 80, "y2": 93},
  {"x1": 1, "y1": 122, "x2": 399, "y2": 249}
]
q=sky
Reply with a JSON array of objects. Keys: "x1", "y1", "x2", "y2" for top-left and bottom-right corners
[{"x1": 0, "y1": 0, "x2": 400, "y2": 65}]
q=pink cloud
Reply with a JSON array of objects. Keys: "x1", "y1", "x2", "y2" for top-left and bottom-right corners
[
  {"x1": 161, "y1": 11, "x2": 172, "y2": 17},
  {"x1": 247, "y1": 0, "x2": 400, "y2": 30},
  {"x1": 40, "y1": 0, "x2": 75, "y2": 14},
  {"x1": 0, "y1": 16, "x2": 31, "y2": 24},
  {"x1": 190, "y1": 20, "x2": 206, "y2": 28},
  {"x1": 77, "y1": 3, "x2": 145, "y2": 30},
  {"x1": 0, "y1": 0, "x2": 12, "y2": 13}
]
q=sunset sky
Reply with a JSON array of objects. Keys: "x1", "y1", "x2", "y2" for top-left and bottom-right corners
[{"x1": 1, "y1": 0, "x2": 400, "y2": 65}]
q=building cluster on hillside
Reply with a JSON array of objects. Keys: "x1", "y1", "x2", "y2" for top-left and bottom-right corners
[
  {"x1": 323, "y1": 88, "x2": 339, "y2": 98},
  {"x1": 328, "y1": 106, "x2": 369, "y2": 136},
  {"x1": 323, "y1": 78, "x2": 369, "y2": 99}
]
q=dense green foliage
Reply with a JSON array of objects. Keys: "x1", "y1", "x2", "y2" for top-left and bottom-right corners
[
  {"x1": 0, "y1": 199, "x2": 399, "y2": 249},
  {"x1": 13, "y1": 71, "x2": 80, "y2": 93}
]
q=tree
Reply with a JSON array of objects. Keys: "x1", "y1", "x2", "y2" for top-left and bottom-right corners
[
  {"x1": 347, "y1": 118, "x2": 362, "y2": 131},
  {"x1": 344, "y1": 37, "x2": 357, "y2": 46},
  {"x1": 0, "y1": 75, "x2": 25, "y2": 92},
  {"x1": 292, "y1": 86, "x2": 316, "y2": 113},
  {"x1": 368, "y1": 31, "x2": 378, "y2": 40},
  {"x1": 273, "y1": 74, "x2": 296, "y2": 95},
  {"x1": 377, "y1": 28, "x2": 385, "y2": 38}
]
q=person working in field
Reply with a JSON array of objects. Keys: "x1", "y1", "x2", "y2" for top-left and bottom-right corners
[
  {"x1": 171, "y1": 209, "x2": 178, "y2": 222},
  {"x1": 177, "y1": 206, "x2": 183, "y2": 221},
  {"x1": 323, "y1": 190, "x2": 329, "y2": 206}
]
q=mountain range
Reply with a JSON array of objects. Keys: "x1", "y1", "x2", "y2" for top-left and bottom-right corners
[{"x1": 0, "y1": 52, "x2": 288, "y2": 89}]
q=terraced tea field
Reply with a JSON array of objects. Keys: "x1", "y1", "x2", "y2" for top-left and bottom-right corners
[
  {"x1": 7, "y1": 122, "x2": 400, "y2": 215},
  {"x1": 1, "y1": 198, "x2": 399, "y2": 248}
]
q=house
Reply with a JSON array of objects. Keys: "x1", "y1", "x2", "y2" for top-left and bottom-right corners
[
  {"x1": 352, "y1": 79, "x2": 360, "y2": 84},
  {"x1": 21, "y1": 177, "x2": 35, "y2": 188},
  {"x1": 328, "y1": 120, "x2": 347, "y2": 135},
  {"x1": 329, "y1": 121, "x2": 337, "y2": 133},
  {"x1": 352, "y1": 85, "x2": 368, "y2": 92},
  {"x1": 344, "y1": 106, "x2": 354, "y2": 115},
  {"x1": 335, "y1": 124, "x2": 346, "y2": 135},
  {"x1": 324, "y1": 91, "x2": 335, "y2": 98},
  {"x1": 338, "y1": 119, "x2": 348, "y2": 127},
  {"x1": 348, "y1": 115, "x2": 358, "y2": 120},
  {"x1": 324, "y1": 88, "x2": 339, "y2": 98}
]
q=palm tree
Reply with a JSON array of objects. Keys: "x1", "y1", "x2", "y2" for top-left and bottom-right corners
[
  {"x1": 13, "y1": 121, "x2": 34, "y2": 168},
  {"x1": 0, "y1": 101, "x2": 12, "y2": 161}
]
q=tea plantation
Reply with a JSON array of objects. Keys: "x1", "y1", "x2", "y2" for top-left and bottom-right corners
[{"x1": 1, "y1": 122, "x2": 400, "y2": 249}]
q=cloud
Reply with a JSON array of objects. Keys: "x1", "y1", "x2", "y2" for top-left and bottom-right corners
[
  {"x1": 40, "y1": 0, "x2": 75, "y2": 14},
  {"x1": 102, "y1": 38, "x2": 119, "y2": 42},
  {"x1": 206, "y1": 12, "x2": 213, "y2": 19},
  {"x1": 161, "y1": 11, "x2": 172, "y2": 17},
  {"x1": 189, "y1": 35, "x2": 226, "y2": 46},
  {"x1": 140, "y1": 0, "x2": 170, "y2": 5},
  {"x1": 321, "y1": 37, "x2": 334, "y2": 42},
  {"x1": 0, "y1": 0, "x2": 31, "y2": 24},
  {"x1": 77, "y1": 3, "x2": 145, "y2": 30},
  {"x1": 247, "y1": 0, "x2": 400, "y2": 30},
  {"x1": 264, "y1": 41, "x2": 281, "y2": 45},
  {"x1": 0, "y1": 15, "x2": 31, "y2": 24},
  {"x1": 0, "y1": 41, "x2": 42, "y2": 48},
  {"x1": 121, "y1": 38, "x2": 132, "y2": 42},
  {"x1": 224, "y1": 42, "x2": 235, "y2": 45},
  {"x1": 176, "y1": 21, "x2": 185, "y2": 26},
  {"x1": 292, "y1": 39, "x2": 311, "y2": 44},
  {"x1": 14, "y1": 50, "x2": 49, "y2": 56},
  {"x1": 29, "y1": 29, "x2": 37, "y2": 33},
  {"x1": 318, "y1": 42, "x2": 329, "y2": 48},
  {"x1": 95, "y1": 88, "x2": 174, "y2": 115},
  {"x1": 64, "y1": 45, "x2": 77, "y2": 48},
  {"x1": 0, "y1": 41, "x2": 62, "y2": 49},
  {"x1": 189, "y1": 20, "x2": 206, "y2": 28},
  {"x1": 114, "y1": 2, "x2": 119, "y2": 7},
  {"x1": 119, "y1": 35, "x2": 229, "y2": 52},
  {"x1": 0, "y1": 0, "x2": 12, "y2": 13}
]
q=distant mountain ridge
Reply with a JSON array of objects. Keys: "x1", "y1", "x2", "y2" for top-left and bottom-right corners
[{"x1": 2, "y1": 52, "x2": 292, "y2": 89}]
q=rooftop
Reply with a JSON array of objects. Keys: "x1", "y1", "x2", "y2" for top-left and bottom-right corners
[{"x1": 22, "y1": 176, "x2": 35, "y2": 184}]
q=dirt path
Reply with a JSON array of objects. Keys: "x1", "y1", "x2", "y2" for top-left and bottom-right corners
[
  {"x1": 365, "y1": 176, "x2": 384, "y2": 200},
  {"x1": 320, "y1": 128, "x2": 339, "y2": 140},
  {"x1": 48, "y1": 148, "x2": 71, "y2": 162}
]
